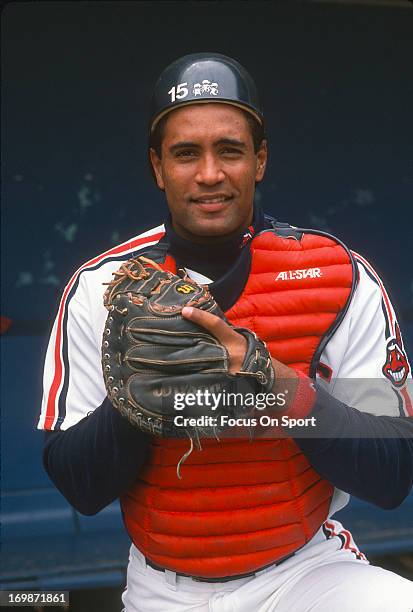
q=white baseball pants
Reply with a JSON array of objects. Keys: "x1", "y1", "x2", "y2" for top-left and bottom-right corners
[{"x1": 122, "y1": 521, "x2": 413, "y2": 612}]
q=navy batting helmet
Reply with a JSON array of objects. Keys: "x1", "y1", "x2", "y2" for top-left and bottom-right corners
[{"x1": 149, "y1": 52, "x2": 264, "y2": 133}]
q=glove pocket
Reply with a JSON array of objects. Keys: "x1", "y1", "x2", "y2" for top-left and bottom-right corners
[
  {"x1": 124, "y1": 340, "x2": 227, "y2": 374},
  {"x1": 127, "y1": 315, "x2": 219, "y2": 342}
]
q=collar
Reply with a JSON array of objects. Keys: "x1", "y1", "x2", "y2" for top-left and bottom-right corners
[{"x1": 165, "y1": 203, "x2": 268, "y2": 280}]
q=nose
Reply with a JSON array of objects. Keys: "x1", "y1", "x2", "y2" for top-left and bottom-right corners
[{"x1": 195, "y1": 153, "x2": 225, "y2": 186}]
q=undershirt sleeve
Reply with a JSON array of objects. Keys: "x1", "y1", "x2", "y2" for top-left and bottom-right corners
[
  {"x1": 291, "y1": 388, "x2": 413, "y2": 509},
  {"x1": 43, "y1": 398, "x2": 150, "y2": 515}
]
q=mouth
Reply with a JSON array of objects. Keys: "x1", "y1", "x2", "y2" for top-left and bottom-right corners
[
  {"x1": 190, "y1": 194, "x2": 233, "y2": 211},
  {"x1": 391, "y1": 367, "x2": 406, "y2": 383}
]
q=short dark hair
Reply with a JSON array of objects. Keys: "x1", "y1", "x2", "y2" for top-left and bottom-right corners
[{"x1": 149, "y1": 108, "x2": 266, "y2": 158}]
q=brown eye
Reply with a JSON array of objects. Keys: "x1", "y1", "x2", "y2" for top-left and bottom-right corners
[
  {"x1": 221, "y1": 147, "x2": 242, "y2": 156},
  {"x1": 176, "y1": 150, "x2": 196, "y2": 157}
]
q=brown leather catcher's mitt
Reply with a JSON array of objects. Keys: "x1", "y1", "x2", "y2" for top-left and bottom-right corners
[{"x1": 102, "y1": 256, "x2": 275, "y2": 439}]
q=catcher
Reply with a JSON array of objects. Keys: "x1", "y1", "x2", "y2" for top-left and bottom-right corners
[{"x1": 39, "y1": 53, "x2": 413, "y2": 611}]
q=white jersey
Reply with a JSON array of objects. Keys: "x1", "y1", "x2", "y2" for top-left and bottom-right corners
[
  {"x1": 37, "y1": 223, "x2": 413, "y2": 606},
  {"x1": 38, "y1": 223, "x2": 165, "y2": 431},
  {"x1": 38, "y1": 223, "x2": 412, "y2": 433}
]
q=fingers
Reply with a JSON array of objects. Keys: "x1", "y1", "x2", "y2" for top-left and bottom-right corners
[
  {"x1": 182, "y1": 306, "x2": 247, "y2": 373},
  {"x1": 181, "y1": 306, "x2": 235, "y2": 344}
]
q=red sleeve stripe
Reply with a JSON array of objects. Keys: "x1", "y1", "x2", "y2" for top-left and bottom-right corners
[
  {"x1": 401, "y1": 387, "x2": 413, "y2": 417},
  {"x1": 351, "y1": 251, "x2": 395, "y2": 336},
  {"x1": 43, "y1": 229, "x2": 165, "y2": 429}
]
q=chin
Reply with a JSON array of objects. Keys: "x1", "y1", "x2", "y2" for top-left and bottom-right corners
[{"x1": 191, "y1": 220, "x2": 239, "y2": 238}]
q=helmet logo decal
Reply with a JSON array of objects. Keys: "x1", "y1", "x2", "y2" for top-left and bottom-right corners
[
  {"x1": 167, "y1": 80, "x2": 219, "y2": 103},
  {"x1": 193, "y1": 80, "x2": 219, "y2": 96}
]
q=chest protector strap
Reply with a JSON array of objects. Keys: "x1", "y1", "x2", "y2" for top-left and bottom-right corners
[{"x1": 121, "y1": 226, "x2": 356, "y2": 579}]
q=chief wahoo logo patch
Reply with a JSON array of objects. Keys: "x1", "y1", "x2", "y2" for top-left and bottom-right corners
[{"x1": 382, "y1": 322, "x2": 410, "y2": 387}]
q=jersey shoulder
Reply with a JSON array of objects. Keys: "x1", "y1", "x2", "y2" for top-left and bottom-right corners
[
  {"x1": 351, "y1": 251, "x2": 399, "y2": 341},
  {"x1": 38, "y1": 224, "x2": 166, "y2": 431}
]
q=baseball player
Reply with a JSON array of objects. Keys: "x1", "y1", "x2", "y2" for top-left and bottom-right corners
[{"x1": 39, "y1": 53, "x2": 413, "y2": 611}]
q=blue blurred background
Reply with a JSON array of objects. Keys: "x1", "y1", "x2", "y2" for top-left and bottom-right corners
[{"x1": 1, "y1": 1, "x2": 412, "y2": 609}]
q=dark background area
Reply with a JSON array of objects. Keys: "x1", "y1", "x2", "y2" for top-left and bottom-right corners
[
  {"x1": 2, "y1": 0, "x2": 413, "y2": 331},
  {"x1": 1, "y1": 1, "x2": 413, "y2": 610}
]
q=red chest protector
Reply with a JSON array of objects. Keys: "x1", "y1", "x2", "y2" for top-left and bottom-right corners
[{"x1": 120, "y1": 227, "x2": 356, "y2": 579}]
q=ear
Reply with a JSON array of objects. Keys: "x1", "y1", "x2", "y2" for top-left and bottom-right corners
[
  {"x1": 255, "y1": 140, "x2": 267, "y2": 183},
  {"x1": 149, "y1": 148, "x2": 165, "y2": 190}
]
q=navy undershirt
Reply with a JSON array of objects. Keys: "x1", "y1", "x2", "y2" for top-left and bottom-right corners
[
  {"x1": 43, "y1": 206, "x2": 413, "y2": 515},
  {"x1": 165, "y1": 202, "x2": 269, "y2": 281}
]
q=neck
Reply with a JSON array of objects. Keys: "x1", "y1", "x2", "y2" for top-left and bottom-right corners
[{"x1": 165, "y1": 203, "x2": 267, "y2": 280}]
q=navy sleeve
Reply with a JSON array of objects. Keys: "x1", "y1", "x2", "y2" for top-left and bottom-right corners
[
  {"x1": 292, "y1": 387, "x2": 413, "y2": 509},
  {"x1": 43, "y1": 398, "x2": 150, "y2": 515}
]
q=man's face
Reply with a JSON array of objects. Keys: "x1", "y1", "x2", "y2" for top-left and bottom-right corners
[{"x1": 150, "y1": 104, "x2": 267, "y2": 242}]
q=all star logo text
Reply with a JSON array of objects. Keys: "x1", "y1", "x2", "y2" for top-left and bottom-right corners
[{"x1": 275, "y1": 268, "x2": 322, "y2": 281}]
